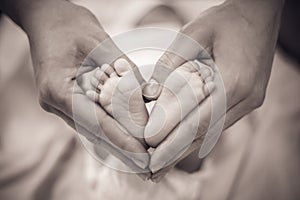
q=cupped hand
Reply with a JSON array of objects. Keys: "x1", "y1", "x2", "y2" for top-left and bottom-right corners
[
  {"x1": 143, "y1": 0, "x2": 284, "y2": 181},
  {"x1": 18, "y1": 0, "x2": 150, "y2": 178}
]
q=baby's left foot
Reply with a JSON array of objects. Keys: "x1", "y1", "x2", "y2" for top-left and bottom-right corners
[
  {"x1": 86, "y1": 59, "x2": 148, "y2": 141},
  {"x1": 144, "y1": 60, "x2": 215, "y2": 147}
]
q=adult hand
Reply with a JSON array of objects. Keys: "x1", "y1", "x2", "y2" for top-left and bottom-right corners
[
  {"x1": 144, "y1": 0, "x2": 284, "y2": 181},
  {"x1": 1, "y1": 0, "x2": 150, "y2": 178}
]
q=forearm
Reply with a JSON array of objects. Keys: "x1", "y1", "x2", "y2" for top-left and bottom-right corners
[
  {"x1": 0, "y1": 0, "x2": 80, "y2": 35},
  {"x1": 226, "y1": 0, "x2": 285, "y2": 7},
  {"x1": 221, "y1": 0, "x2": 284, "y2": 57},
  {"x1": 1, "y1": 0, "x2": 50, "y2": 26},
  {"x1": 224, "y1": 0, "x2": 285, "y2": 21}
]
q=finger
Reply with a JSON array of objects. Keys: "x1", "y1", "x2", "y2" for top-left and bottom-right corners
[
  {"x1": 101, "y1": 63, "x2": 117, "y2": 77},
  {"x1": 45, "y1": 70, "x2": 150, "y2": 170},
  {"x1": 40, "y1": 99, "x2": 106, "y2": 146},
  {"x1": 115, "y1": 55, "x2": 146, "y2": 86},
  {"x1": 150, "y1": 73, "x2": 227, "y2": 172},
  {"x1": 153, "y1": 33, "x2": 205, "y2": 81},
  {"x1": 149, "y1": 77, "x2": 248, "y2": 172},
  {"x1": 45, "y1": 98, "x2": 150, "y2": 175},
  {"x1": 49, "y1": 92, "x2": 148, "y2": 177},
  {"x1": 143, "y1": 26, "x2": 213, "y2": 100},
  {"x1": 149, "y1": 103, "x2": 203, "y2": 173},
  {"x1": 86, "y1": 37, "x2": 146, "y2": 86},
  {"x1": 40, "y1": 101, "x2": 76, "y2": 129},
  {"x1": 151, "y1": 138, "x2": 202, "y2": 182},
  {"x1": 39, "y1": 85, "x2": 75, "y2": 122},
  {"x1": 150, "y1": 99, "x2": 252, "y2": 176},
  {"x1": 77, "y1": 122, "x2": 150, "y2": 174},
  {"x1": 72, "y1": 92, "x2": 150, "y2": 169},
  {"x1": 47, "y1": 87, "x2": 150, "y2": 170}
]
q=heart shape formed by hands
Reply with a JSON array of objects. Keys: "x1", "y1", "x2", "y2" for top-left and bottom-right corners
[
  {"x1": 81, "y1": 57, "x2": 215, "y2": 180},
  {"x1": 73, "y1": 27, "x2": 221, "y2": 182}
]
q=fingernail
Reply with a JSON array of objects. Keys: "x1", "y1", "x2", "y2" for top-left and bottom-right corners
[{"x1": 204, "y1": 76, "x2": 213, "y2": 83}]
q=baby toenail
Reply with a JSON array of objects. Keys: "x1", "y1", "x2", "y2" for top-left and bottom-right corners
[
  {"x1": 205, "y1": 76, "x2": 213, "y2": 83},
  {"x1": 98, "y1": 79, "x2": 104, "y2": 85},
  {"x1": 204, "y1": 82, "x2": 215, "y2": 94},
  {"x1": 201, "y1": 68, "x2": 211, "y2": 78},
  {"x1": 194, "y1": 59, "x2": 214, "y2": 78}
]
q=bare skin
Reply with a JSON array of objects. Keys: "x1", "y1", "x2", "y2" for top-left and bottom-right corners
[
  {"x1": 84, "y1": 58, "x2": 214, "y2": 149},
  {"x1": 86, "y1": 58, "x2": 148, "y2": 145},
  {"x1": 144, "y1": 60, "x2": 215, "y2": 147},
  {"x1": 0, "y1": 0, "x2": 151, "y2": 177},
  {"x1": 1, "y1": 0, "x2": 285, "y2": 183},
  {"x1": 146, "y1": 0, "x2": 285, "y2": 181}
]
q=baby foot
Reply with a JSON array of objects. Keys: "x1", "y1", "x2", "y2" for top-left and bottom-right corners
[
  {"x1": 86, "y1": 58, "x2": 149, "y2": 142},
  {"x1": 144, "y1": 60, "x2": 215, "y2": 147}
]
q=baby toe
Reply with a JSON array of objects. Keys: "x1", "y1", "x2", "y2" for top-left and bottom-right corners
[
  {"x1": 86, "y1": 90, "x2": 99, "y2": 102},
  {"x1": 204, "y1": 81, "x2": 215, "y2": 95},
  {"x1": 91, "y1": 76, "x2": 100, "y2": 90},
  {"x1": 92, "y1": 68, "x2": 108, "y2": 91},
  {"x1": 194, "y1": 60, "x2": 214, "y2": 81},
  {"x1": 95, "y1": 68, "x2": 108, "y2": 81},
  {"x1": 114, "y1": 58, "x2": 132, "y2": 76},
  {"x1": 101, "y1": 63, "x2": 117, "y2": 77},
  {"x1": 199, "y1": 67, "x2": 213, "y2": 80}
]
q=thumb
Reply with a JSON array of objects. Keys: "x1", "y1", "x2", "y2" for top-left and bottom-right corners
[
  {"x1": 143, "y1": 24, "x2": 213, "y2": 100},
  {"x1": 82, "y1": 36, "x2": 146, "y2": 86}
]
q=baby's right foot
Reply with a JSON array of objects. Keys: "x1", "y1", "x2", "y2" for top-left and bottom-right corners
[
  {"x1": 86, "y1": 59, "x2": 149, "y2": 143},
  {"x1": 144, "y1": 60, "x2": 215, "y2": 147}
]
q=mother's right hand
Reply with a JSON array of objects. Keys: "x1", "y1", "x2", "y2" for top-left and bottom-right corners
[{"x1": 144, "y1": 0, "x2": 284, "y2": 180}]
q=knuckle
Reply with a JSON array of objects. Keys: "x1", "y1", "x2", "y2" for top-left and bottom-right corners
[
  {"x1": 228, "y1": 73, "x2": 267, "y2": 110},
  {"x1": 38, "y1": 79, "x2": 53, "y2": 112},
  {"x1": 39, "y1": 98, "x2": 51, "y2": 113},
  {"x1": 237, "y1": 82, "x2": 253, "y2": 98},
  {"x1": 38, "y1": 78, "x2": 70, "y2": 112},
  {"x1": 38, "y1": 77, "x2": 50, "y2": 99},
  {"x1": 124, "y1": 137, "x2": 146, "y2": 154},
  {"x1": 249, "y1": 89, "x2": 266, "y2": 109},
  {"x1": 226, "y1": 76, "x2": 253, "y2": 102}
]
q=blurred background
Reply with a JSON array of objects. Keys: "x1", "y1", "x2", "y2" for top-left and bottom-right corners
[{"x1": 0, "y1": 0, "x2": 299, "y2": 200}]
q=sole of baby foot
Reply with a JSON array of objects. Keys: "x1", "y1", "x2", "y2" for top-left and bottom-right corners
[
  {"x1": 87, "y1": 59, "x2": 149, "y2": 145},
  {"x1": 144, "y1": 61, "x2": 215, "y2": 148}
]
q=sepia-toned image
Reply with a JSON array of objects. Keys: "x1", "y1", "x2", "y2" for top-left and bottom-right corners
[{"x1": 0, "y1": 0, "x2": 299, "y2": 199}]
